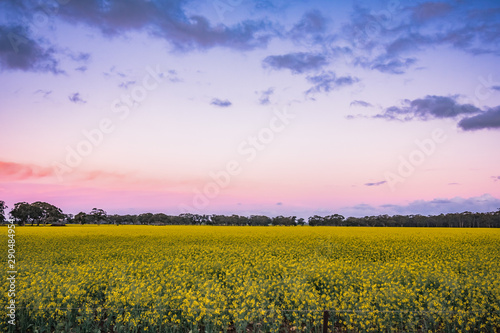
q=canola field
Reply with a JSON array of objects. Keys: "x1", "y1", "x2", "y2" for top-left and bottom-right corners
[{"x1": 2, "y1": 225, "x2": 500, "y2": 333}]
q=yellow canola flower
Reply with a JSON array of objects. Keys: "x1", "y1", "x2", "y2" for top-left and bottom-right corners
[{"x1": 1, "y1": 225, "x2": 498, "y2": 332}]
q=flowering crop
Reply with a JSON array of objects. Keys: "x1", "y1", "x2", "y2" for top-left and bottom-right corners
[{"x1": 1, "y1": 226, "x2": 499, "y2": 332}]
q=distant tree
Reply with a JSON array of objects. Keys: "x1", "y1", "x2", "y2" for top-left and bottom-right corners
[
  {"x1": 65, "y1": 214, "x2": 74, "y2": 224},
  {"x1": 272, "y1": 215, "x2": 296, "y2": 226},
  {"x1": 0, "y1": 200, "x2": 7, "y2": 224},
  {"x1": 74, "y1": 212, "x2": 88, "y2": 225},
  {"x1": 248, "y1": 215, "x2": 269, "y2": 226},
  {"x1": 152, "y1": 213, "x2": 169, "y2": 225},
  {"x1": 90, "y1": 208, "x2": 108, "y2": 225},
  {"x1": 9, "y1": 202, "x2": 43, "y2": 226},
  {"x1": 31, "y1": 201, "x2": 65, "y2": 225},
  {"x1": 324, "y1": 214, "x2": 345, "y2": 226},
  {"x1": 308, "y1": 215, "x2": 323, "y2": 226},
  {"x1": 138, "y1": 213, "x2": 154, "y2": 225},
  {"x1": 297, "y1": 218, "x2": 305, "y2": 226}
]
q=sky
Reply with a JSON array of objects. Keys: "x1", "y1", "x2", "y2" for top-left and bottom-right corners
[{"x1": 0, "y1": 0, "x2": 499, "y2": 218}]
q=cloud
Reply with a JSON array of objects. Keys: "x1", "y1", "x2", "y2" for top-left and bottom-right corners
[
  {"x1": 350, "y1": 100, "x2": 373, "y2": 108},
  {"x1": 305, "y1": 71, "x2": 358, "y2": 94},
  {"x1": 458, "y1": 107, "x2": 500, "y2": 131},
  {"x1": 257, "y1": 87, "x2": 274, "y2": 105},
  {"x1": 0, "y1": 161, "x2": 53, "y2": 180},
  {"x1": 68, "y1": 93, "x2": 86, "y2": 104},
  {"x1": 166, "y1": 69, "x2": 181, "y2": 83},
  {"x1": 288, "y1": 10, "x2": 331, "y2": 47},
  {"x1": 375, "y1": 95, "x2": 482, "y2": 121},
  {"x1": 118, "y1": 80, "x2": 136, "y2": 89},
  {"x1": 276, "y1": 202, "x2": 283, "y2": 206},
  {"x1": 29, "y1": 1, "x2": 274, "y2": 51},
  {"x1": 370, "y1": 57, "x2": 417, "y2": 74},
  {"x1": 492, "y1": 176, "x2": 500, "y2": 182},
  {"x1": 0, "y1": 24, "x2": 62, "y2": 73},
  {"x1": 364, "y1": 180, "x2": 387, "y2": 187},
  {"x1": 34, "y1": 89, "x2": 52, "y2": 98},
  {"x1": 262, "y1": 52, "x2": 328, "y2": 74},
  {"x1": 341, "y1": 194, "x2": 500, "y2": 217},
  {"x1": 339, "y1": 2, "x2": 500, "y2": 75},
  {"x1": 410, "y1": 2, "x2": 453, "y2": 23},
  {"x1": 0, "y1": 0, "x2": 278, "y2": 74},
  {"x1": 491, "y1": 86, "x2": 500, "y2": 91},
  {"x1": 75, "y1": 66, "x2": 88, "y2": 72},
  {"x1": 210, "y1": 98, "x2": 232, "y2": 107},
  {"x1": 67, "y1": 51, "x2": 91, "y2": 63}
]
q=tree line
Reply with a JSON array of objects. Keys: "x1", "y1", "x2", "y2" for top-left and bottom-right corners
[{"x1": 1, "y1": 200, "x2": 499, "y2": 228}]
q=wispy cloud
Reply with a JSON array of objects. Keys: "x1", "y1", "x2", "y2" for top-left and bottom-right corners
[
  {"x1": 369, "y1": 57, "x2": 417, "y2": 75},
  {"x1": 257, "y1": 87, "x2": 274, "y2": 105},
  {"x1": 118, "y1": 80, "x2": 136, "y2": 89},
  {"x1": 75, "y1": 66, "x2": 88, "y2": 72},
  {"x1": 211, "y1": 98, "x2": 232, "y2": 108},
  {"x1": 305, "y1": 71, "x2": 358, "y2": 94},
  {"x1": 68, "y1": 93, "x2": 86, "y2": 104},
  {"x1": 364, "y1": 180, "x2": 387, "y2": 187},
  {"x1": 374, "y1": 95, "x2": 481, "y2": 121},
  {"x1": 34, "y1": 89, "x2": 52, "y2": 98},
  {"x1": 0, "y1": 161, "x2": 53, "y2": 180},
  {"x1": 350, "y1": 100, "x2": 373, "y2": 108},
  {"x1": 262, "y1": 52, "x2": 328, "y2": 74},
  {"x1": 341, "y1": 194, "x2": 500, "y2": 217}
]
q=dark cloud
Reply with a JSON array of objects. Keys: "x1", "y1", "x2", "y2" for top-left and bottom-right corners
[
  {"x1": 257, "y1": 87, "x2": 274, "y2": 105},
  {"x1": 288, "y1": 10, "x2": 330, "y2": 47},
  {"x1": 211, "y1": 98, "x2": 232, "y2": 107},
  {"x1": 58, "y1": 0, "x2": 274, "y2": 51},
  {"x1": 385, "y1": 35, "x2": 431, "y2": 56},
  {"x1": 276, "y1": 202, "x2": 283, "y2": 206},
  {"x1": 68, "y1": 93, "x2": 86, "y2": 104},
  {"x1": 492, "y1": 176, "x2": 500, "y2": 182},
  {"x1": 305, "y1": 71, "x2": 358, "y2": 94},
  {"x1": 291, "y1": 10, "x2": 328, "y2": 35},
  {"x1": 350, "y1": 100, "x2": 372, "y2": 107},
  {"x1": 365, "y1": 181, "x2": 387, "y2": 187},
  {"x1": 0, "y1": 0, "x2": 277, "y2": 72},
  {"x1": 492, "y1": 86, "x2": 500, "y2": 91},
  {"x1": 340, "y1": 2, "x2": 500, "y2": 74},
  {"x1": 0, "y1": 25, "x2": 62, "y2": 73},
  {"x1": 458, "y1": 107, "x2": 500, "y2": 131},
  {"x1": 448, "y1": 182, "x2": 460, "y2": 185},
  {"x1": 375, "y1": 95, "x2": 481, "y2": 121},
  {"x1": 370, "y1": 57, "x2": 417, "y2": 74},
  {"x1": 262, "y1": 52, "x2": 328, "y2": 74},
  {"x1": 411, "y1": 2, "x2": 453, "y2": 23}
]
